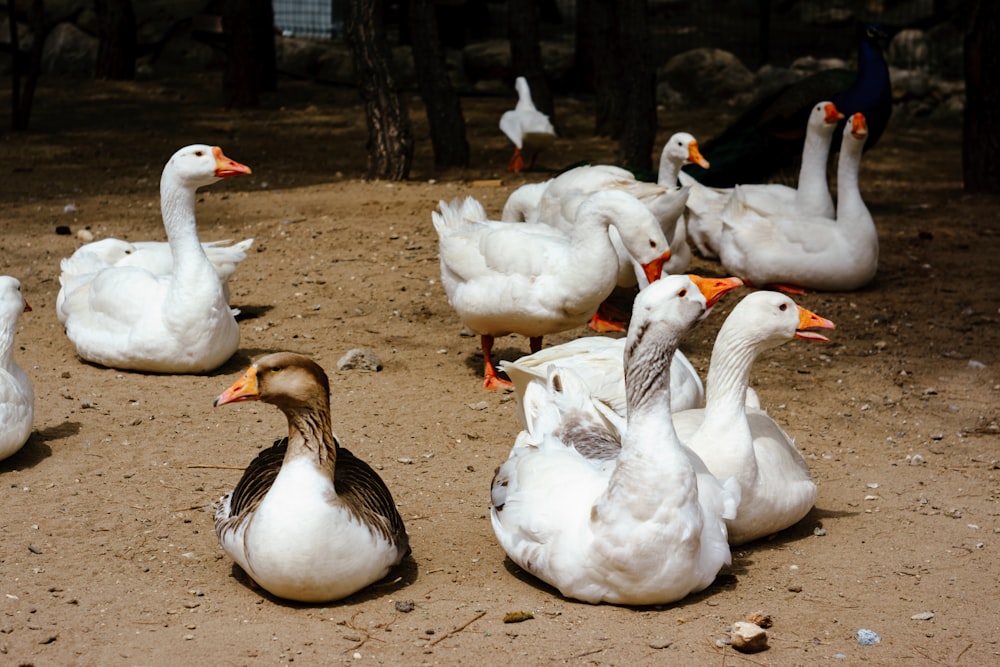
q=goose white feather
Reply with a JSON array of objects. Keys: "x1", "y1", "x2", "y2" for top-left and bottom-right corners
[
  {"x1": 672, "y1": 290, "x2": 835, "y2": 544},
  {"x1": 0, "y1": 277, "x2": 33, "y2": 461},
  {"x1": 213, "y1": 352, "x2": 409, "y2": 603},
  {"x1": 490, "y1": 275, "x2": 741, "y2": 605},
  {"x1": 57, "y1": 144, "x2": 251, "y2": 372},
  {"x1": 499, "y1": 76, "x2": 555, "y2": 172},
  {"x1": 717, "y1": 113, "x2": 877, "y2": 291},
  {"x1": 433, "y1": 190, "x2": 671, "y2": 389}
]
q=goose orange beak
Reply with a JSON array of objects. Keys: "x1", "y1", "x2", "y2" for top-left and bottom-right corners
[
  {"x1": 688, "y1": 141, "x2": 710, "y2": 169},
  {"x1": 641, "y1": 249, "x2": 672, "y2": 284},
  {"x1": 795, "y1": 306, "x2": 836, "y2": 341},
  {"x1": 850, "y1": 113, "x2": 868, "y2": 140},
  {"x1": 824, "y1": 102, "x2": 845, "y2": 124},
  {"x1": 688, "y1": 275, "x2": 744, "y2": 308},
  {"x1": 212, "y1": 146, "x2": 253, "y2": 177},
  {"x1": 214, "y1": 366, "x2": 261, "y2": 406}
]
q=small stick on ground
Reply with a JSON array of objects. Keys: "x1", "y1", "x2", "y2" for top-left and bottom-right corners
[{"x1": 429, "y1": 610, "x2": 487, "y2": 646}]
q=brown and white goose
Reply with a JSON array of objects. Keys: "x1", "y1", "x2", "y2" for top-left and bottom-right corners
[{"x1": 213, "y1": 352, "x2": 409, "y2": 603}]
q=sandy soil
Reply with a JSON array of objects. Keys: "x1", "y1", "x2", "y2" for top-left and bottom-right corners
[{"x1": 1, "y1": 73, "x2": 998, "y2": 666}]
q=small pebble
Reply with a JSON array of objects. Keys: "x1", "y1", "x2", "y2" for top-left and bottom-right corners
[
  {"x1": 814, "y1": 527, "x2": 827, "y2": 536},
  {"x1": 395, "y1": 600, "x2": 415, "y2": 613},
  {"x1": 731, "y1": 621, "x2": 768, "y2": 653},
  {"x1": 337, "y1": 348, "x2": 382, "y2": 372},
  {"x1": 856, "y1": 628, "x2": 881, "y2": 645},
  {"x1": 76, "y1": 228, "x2": 94, "y2": 242},
  {"x1": 649, "y1": 639, "x2": 672, "y2": 649},
  {"x1": 911, "y1": 611, "x2": 935, "y2": 621}
]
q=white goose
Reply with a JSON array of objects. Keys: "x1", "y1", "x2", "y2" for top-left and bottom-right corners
[
  {"x1": 672, "y1": 290, "x2": 835, "y2": 544},
  {"x1": 679, "y1": 101, "x2": 844, "y2": 259},
  {"x1": 490, "y1": 275, "x2": 740, "y2": 605},
  {"x1": 214, "y1": 352, "x2": 409, "y2": 602},
  {"x1": 0, "y1": 277, "x2": 33, "y2": 461},
  {"x1": 57, "y1": 144, "x2": 251, "y2": 372},
  {"x1": 717, "y1": 113, "x2": 877, "y2": 291},
  {"x1": 502, "y1": 164, "x2": 689, "y2": 332},
  {"x1": 499, "y1": 275, "x2": 744, "y2": 417},
  {"x1": 433, "y1": 190, "x2": 671, "y2": 390},
  {"x1": 500, "y1": 76, "x2": 556, "y2": 172}
]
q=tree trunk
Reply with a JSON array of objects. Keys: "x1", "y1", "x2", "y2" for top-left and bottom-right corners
[
  {"x1": 94, "y1": 0, "x2": 136, "y2": 80},
  {"x1": 507, "y1": 0, "x2": 554, "y2": 120},
  {"x1": 963, "y1": 0, "x2": 1000, "y2": 193},
  {"x1": 9, "y1": 0, "x2": 47, "y2": 132},
  {"x1": 409, "y1": 0, "x2": 469, "y2": 168},
  {"x1": 615, "y1": 0, "x2": 654, "y2": 173},
  {"x1": 587, "y1": 0, "x2": 622, "y2": 137},
  {"x1": 222, "y1": 0, "x2": 276, "y2": 109},
  {"x1": 346, "y1": 0, "x2": 414, "y2": 180}
]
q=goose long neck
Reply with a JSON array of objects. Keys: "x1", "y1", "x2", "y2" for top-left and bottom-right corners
[
  {"x1": 159, "y1": 173, "x2": 212, "y2": 275},
  {"x1": 622, "y1": 325, "x2": 679, "y2": 450},
  {"x1": 835, "y1": 137, "x2": 867, "y2": 223},
  {"x1": 657, "y1": 151, "x2": 679, "y2": 187},
  {"x1": 0, "y1": 320, "x2": 16, "y2": 368},
  {"x1": 795, "y1": 126, "x2": 834, "y2": 210},
  {"x1": 703, "y1": 320, "x2": 758, "y2": 422},
  {"x1": 283, "y1": 402, "x2": 339, "y2": 475}
]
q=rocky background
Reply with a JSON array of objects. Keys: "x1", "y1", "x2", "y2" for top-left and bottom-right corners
[{"x1": 1, "y1": 0, "x2": 968, "y2": 124}]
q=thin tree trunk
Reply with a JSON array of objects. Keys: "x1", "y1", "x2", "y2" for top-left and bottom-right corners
[
  {"x1": 222, "y1": 0, "x2": 276, "y2": 109},
  {"x1": 10, "y1": 0, "x2": 47, "y2": 131},
  {"x1": 508, "y1": 0, "x2": 554, "y2": 121},
  {"x1": 963, "y1": 0, "x2": 1000, "y2": 192},
  {"x1": 94, "y1": 0, "x2": 136, "y2": 80},
  {"x1": 615, "y1": 0, "x2": 654, "y2": 173},
  {"x1": 409, "y1": 0, "x2": 469, "y2": 168},
  {"x1": 588, "y1": 0, "x2": 621, "y2": 137},
  {"x1": 346, "y1": 0, "x2": 414, "y2": 180}
]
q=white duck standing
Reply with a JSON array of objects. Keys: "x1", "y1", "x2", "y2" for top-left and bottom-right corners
[
  {"x1": 0, "y1": 277, "x2": 33, "y2": 461},
  {"x1": 433, "y1": 190, "x2": 671, "y2": 390},
  {"x1": 500, "y1": 76, "x2": 556, "y2": 172},
  {"x1": 717, "y1": 113, "x2": 877, "y2": 291},
  {"x1": 57, "y1": 144, "x2": 251, "y2": 372},
  {"x1": 213, "y1": 352, "x2": 410, "y2": 603},
  {"x1": 672, "y1": 290, "x2": 835, "y2": 544},
  {"x1": 489, "y1": 275, "x2": 741, "y2": 605},
  {"x1": 679, "y1": 101, "x2": 844, "y2": 259}
]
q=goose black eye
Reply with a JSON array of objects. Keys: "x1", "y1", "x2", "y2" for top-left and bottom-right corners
[
  {"x1": 194, "y1": 150, "x2": 205, "y2": 157},
  {"x1": 678, "y1": 289, "x2": 688, "y2": 297},
  {"x1": 649, "y1": 239, "x2": 657, "y2": 248},
  {"x1": 779, "y1": 303, "x2": 788, "y2": 311}
]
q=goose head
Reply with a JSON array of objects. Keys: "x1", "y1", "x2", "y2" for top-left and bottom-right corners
[
  {"x1": 627, "y1": 274, "x2": 743, "y2": 350},
  {"x1": 0, "y1": 276, "x2": 31, "y2": 321},
  {"x1": 163, "y1": 144, "x2": 252, "y2": 192},
  {"x1": 810, "y1": 101, "x2": 845, "y2": 133},
  {"x1": 214, "y1": 352, "x2": 330, "y2": 413},
  {"x1": 663, "y1": 132, "x2": 710, "y2": 170},
  {"x1": 725, "y1": 290, "x2": 836, "y2": 352}
]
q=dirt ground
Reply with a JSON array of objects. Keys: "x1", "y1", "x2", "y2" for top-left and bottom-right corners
[{"x1": 0, "y1": 72, "x2": 998, "y2": 666}]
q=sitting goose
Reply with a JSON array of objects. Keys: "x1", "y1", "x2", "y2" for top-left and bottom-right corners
[
  {"x1": 213, "y1": 352, "x2": 410, "y2": 603},
  {"x1": 0, "y1": 276, "x2": 33, "y2": 461}
]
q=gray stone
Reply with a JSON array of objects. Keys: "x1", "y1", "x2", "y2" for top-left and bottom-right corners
[
  {"x1": 659, "y1": 48, "x2": 754, "y2": 106},
  {"x1": 337, "y1": 348, "x2": 383, "y2": 372},
  {"x1": 42, "y1": 22, "x2": 97, "y2": 77}
]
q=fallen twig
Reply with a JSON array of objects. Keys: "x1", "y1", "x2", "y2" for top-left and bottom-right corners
[
  {"x1": 429, "y1": 610, "x2": 487, "y2": 646},
  {"x1": 186, "y1": 464, "x2": 245, "y2": 470}
]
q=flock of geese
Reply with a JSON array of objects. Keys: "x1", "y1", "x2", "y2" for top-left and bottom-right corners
[{"x1": 0, "y1": 84, "x2": 874, "y2": 605}]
